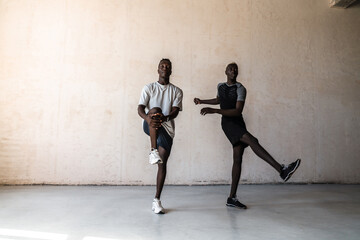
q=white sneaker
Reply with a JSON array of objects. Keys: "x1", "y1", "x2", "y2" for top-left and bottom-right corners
[
  {"x1": 149, "y1": 149, "x2": 162, "y2": 165},
  {"x1": 152, "y1": 198, "x2": 165, "y2": 214}
]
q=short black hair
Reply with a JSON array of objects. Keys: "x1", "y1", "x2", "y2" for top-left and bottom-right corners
[
  {"x1": 226, "y1": 62, "x2": 238, "y2": 70},
  {"x1": 158, "y1": 58, "x2": 172, "y2": 69}
]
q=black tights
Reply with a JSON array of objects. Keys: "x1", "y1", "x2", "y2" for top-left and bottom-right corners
[
  {"x1": 230, "y1": 144, "x2": 244, "y2": 198},
  {"x1": 240, "y1": 133, "x2": 282, "y2": 173},
  {"x1": 229, "y1": 132, "x2": 282, "y2": 198}
]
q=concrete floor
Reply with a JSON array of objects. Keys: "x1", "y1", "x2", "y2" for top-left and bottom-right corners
[{"x1": 0, "y1": 185, "x2": 359, "y2": 240}]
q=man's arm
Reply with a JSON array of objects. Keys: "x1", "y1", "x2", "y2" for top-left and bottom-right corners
[
  {"x1": 163, "y1": 107, "x2": 180, "y2": 122},
  {"x1": 194, "y1": 97, "x2": 220, "y2": 105},
  {"x1": 200, "y1": 101, "x2": 245, "y2": 117},
  {"x1": 137, "y1": 104, "x2": 148, "y2": 120}
]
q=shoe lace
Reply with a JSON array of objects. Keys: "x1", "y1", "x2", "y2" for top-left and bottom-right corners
[
  {"x1": 281, "y1": 164, "x2": 289, "y2": 171},
  {"x1": 282, "y1": 160, "x2": 299, "y2": 171},
  {"x1": 154, "y1": 199, "x2": 163, "y2": 208},
  {"x1": 231, "y1": 195, "x2": 239, "y2": 202}
]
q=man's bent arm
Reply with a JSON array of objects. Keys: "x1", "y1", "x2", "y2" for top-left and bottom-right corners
[
  {"x1": 201, "y1": 101, "x2": 244, "y2": 117},
  {"x1": 194, "y1": 97, "x2": 220, "y2": 105},
  {"x1": 165, "y1": 107, "x2": 180, "y2": 122},
  {"x1": 138, "y1": 105, "x2": 149, "y2": 120},
  {"x1": 216, "y1": 101, "x2": 244, "y2": 116}
]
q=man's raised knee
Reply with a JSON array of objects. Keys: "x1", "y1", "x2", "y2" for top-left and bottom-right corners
[{"x1": 148, "y1": 107, "x2": 163, "y2": 115}]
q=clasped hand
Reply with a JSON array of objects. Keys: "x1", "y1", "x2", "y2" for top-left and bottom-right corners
[
  {"x1": 200, "y1": 107, "x2": 216, "y2": 115},
  {"x1": 147, "y1": 113, "x2": 165, "y2": 129}
]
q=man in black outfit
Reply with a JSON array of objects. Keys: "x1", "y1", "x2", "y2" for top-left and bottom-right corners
[{"x1": 194, "y1": 63, "x2": 301, "y2": 209}]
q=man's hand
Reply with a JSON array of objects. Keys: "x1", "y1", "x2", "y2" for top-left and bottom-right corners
[
  {"x1": 200, "y1": 107, "x2": 217, "y2": 115},
  {"x1": 194, "y1": 98, "x2": 201, "y2": 105},
  {"x1": 147, "y1": 113, "x2": 164, "y2": 129}
]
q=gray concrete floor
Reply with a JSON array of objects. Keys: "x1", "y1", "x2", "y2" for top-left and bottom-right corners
[{"x1": 0, "y1": 185, "x2": 359, "y2": 240}]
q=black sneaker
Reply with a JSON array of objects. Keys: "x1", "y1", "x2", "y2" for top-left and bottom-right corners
[
  {"x1": 280, "y1": 159, "x2": 301, "y2": 182},
  {"x1": 226, "y1": 197, "x2": 247, "y2": 209}
]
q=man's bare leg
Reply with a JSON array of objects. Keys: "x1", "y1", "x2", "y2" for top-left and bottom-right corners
[
  {"x1": 147, "y1": 107, "x2": 162, "y2": 150},
  {"x1": 152, "y1": 146, "x2": 170, "y2": 214},
  {"x1": 155, "y1": 146, "x2": 170, "y2": 199}
]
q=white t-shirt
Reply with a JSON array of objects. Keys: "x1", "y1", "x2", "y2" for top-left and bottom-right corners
[{"x1": 139, "y1": 82, "x2": 183, "y2": 138}]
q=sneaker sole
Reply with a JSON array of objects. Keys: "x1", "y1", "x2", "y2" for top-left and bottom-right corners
[
  {"x1": 226, "y1": 203, "x2": 247, "y2": 209},
  {"x1": 152, "y1": 208, "x2": 165, "y2": 214},
  {"x1": 149, "y1": 159, "x2": 163, "y2": 165},
  {"x1": 284, "y1": 159, "x2": 301, "y2": 182}
]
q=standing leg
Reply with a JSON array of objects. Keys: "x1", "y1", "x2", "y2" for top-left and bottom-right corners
[
  {"x1": 152, "y1": 146, "x2": 169, "y2": 214},
  {"x1": 155, "y1": 146, "x2": 170, "y2": 199},
  {"x1": 226, "y1": 144, "x2": 247, "y2": 209},
  {"x1": 240, "y1": 132, "x2": 282, "y2": 173},
  {"x1": 229, "y1": 144, "x2": 244, "y2": 198}
]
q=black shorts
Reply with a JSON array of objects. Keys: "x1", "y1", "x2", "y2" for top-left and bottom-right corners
[
  {"x1": 143, "y1": 121, "x2": 173, "y2": 154},
  {"x1": 221, "y1": 116, "x2": 249, "y2": 148}
]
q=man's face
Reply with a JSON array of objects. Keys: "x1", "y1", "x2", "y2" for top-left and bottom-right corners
[
  {"x1": 226, "y1": 64, "x2": 238, "y2": 79},
  {"x1": 158, "y1": 60, "x2": 172, "y2": 78}
]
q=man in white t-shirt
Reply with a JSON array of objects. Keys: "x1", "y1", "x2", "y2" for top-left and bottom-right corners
[{"x1": 138, "y1": 58, "x2": 183, "y2": 214}]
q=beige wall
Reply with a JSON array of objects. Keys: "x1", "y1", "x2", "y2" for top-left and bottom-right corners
[{"x1": 0, "y1": 0, "x2": 359, "y2": 184}]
